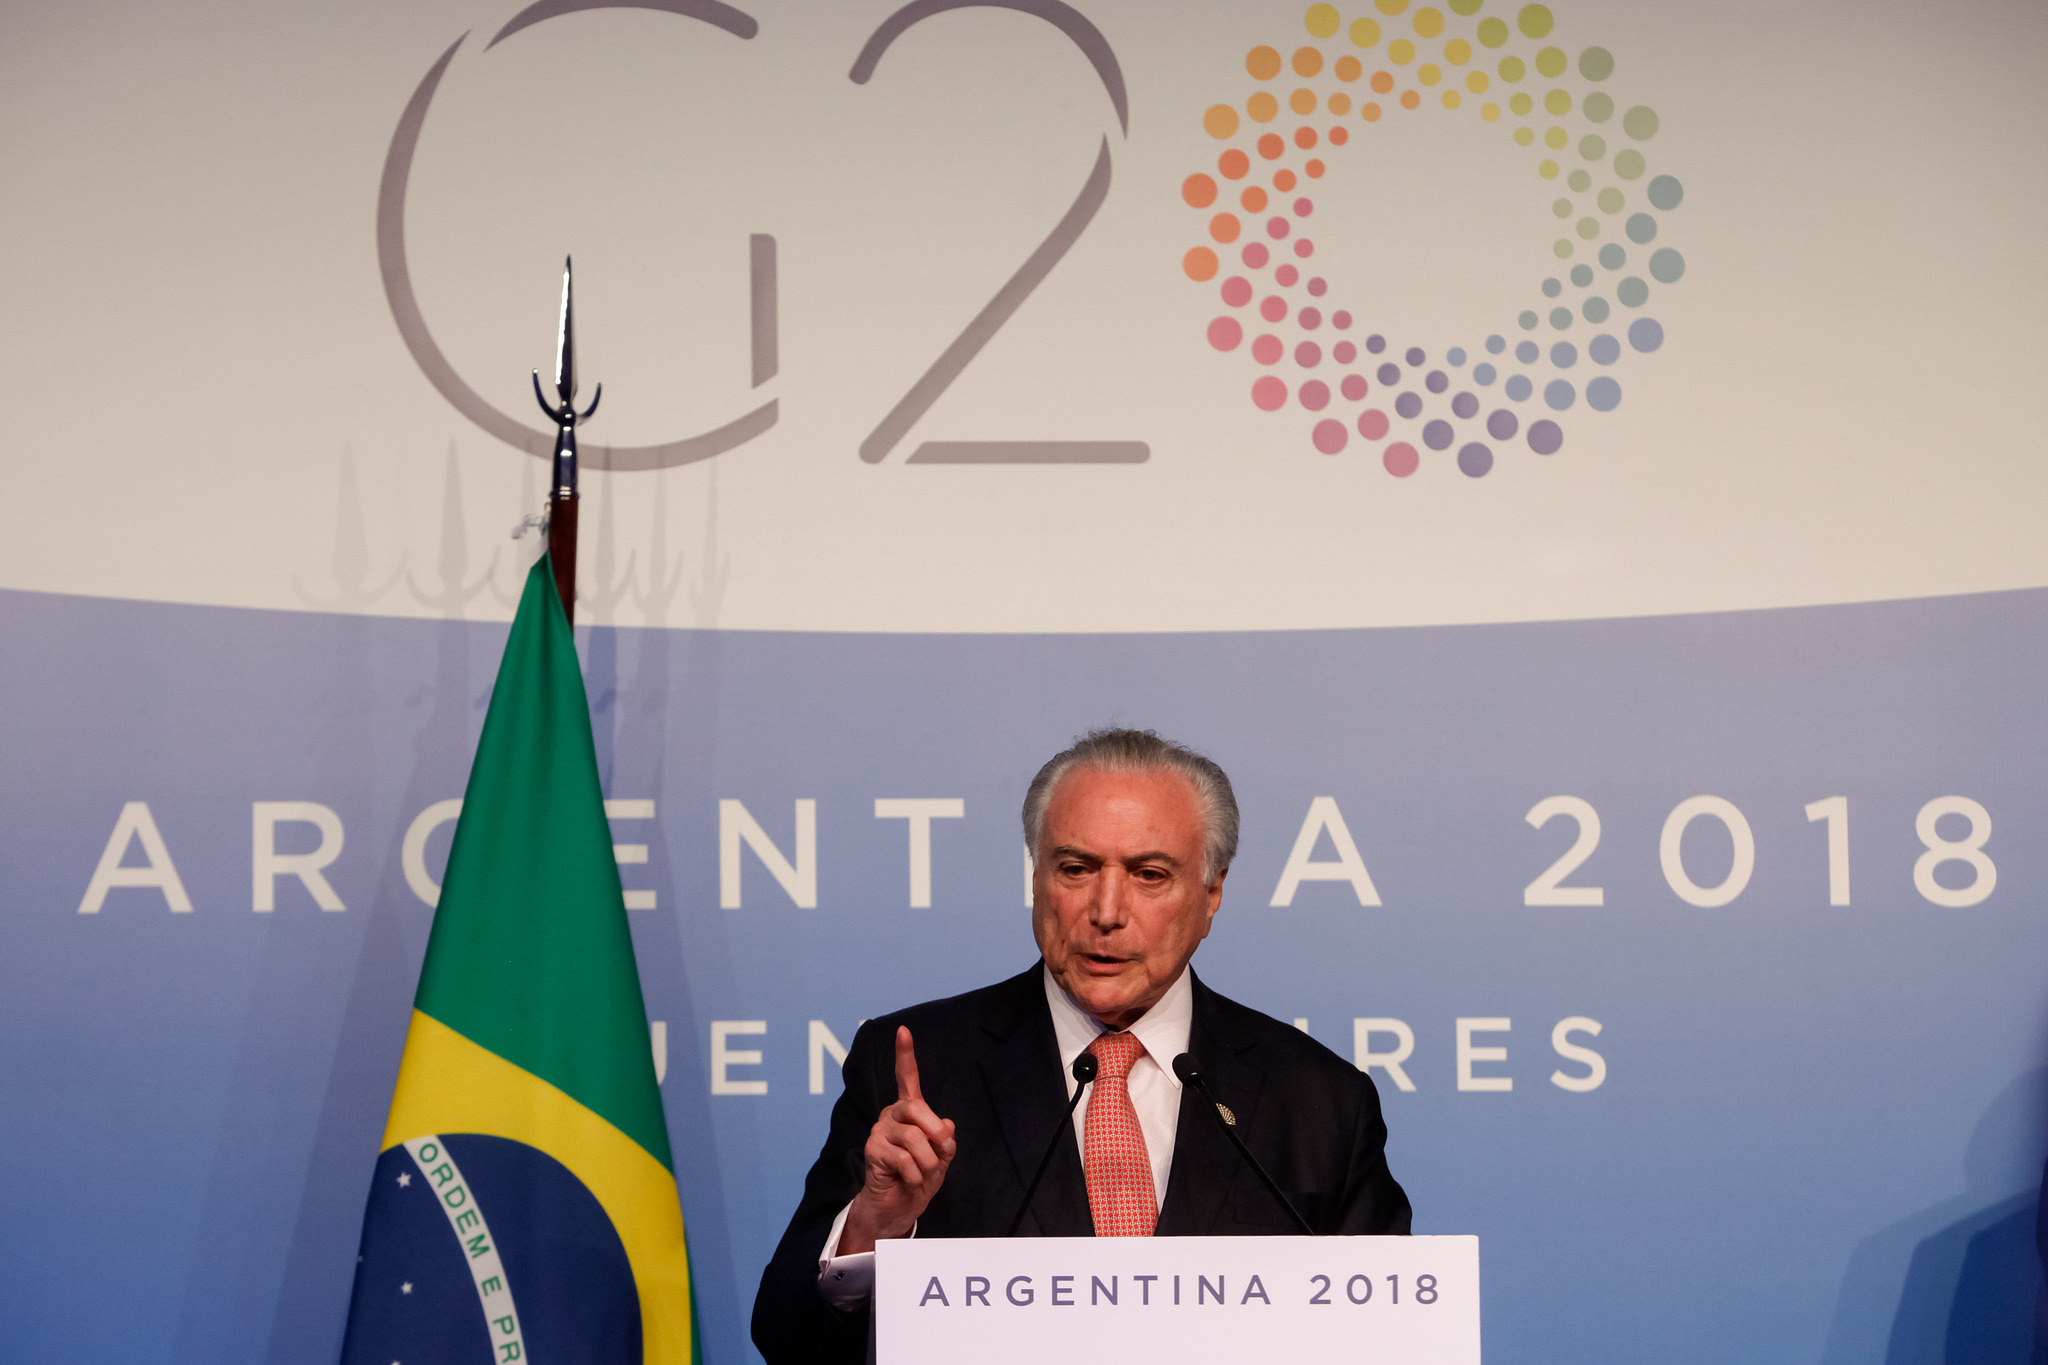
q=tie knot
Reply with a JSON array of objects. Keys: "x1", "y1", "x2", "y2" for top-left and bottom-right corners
[{"x1": 1087, "y1": 1030, "x2": 1144, "y2": 1080}]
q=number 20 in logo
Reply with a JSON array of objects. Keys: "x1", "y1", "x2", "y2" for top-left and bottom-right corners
[{"x1": 382, "y1": 0, "x2": 1683, "y2": 478}]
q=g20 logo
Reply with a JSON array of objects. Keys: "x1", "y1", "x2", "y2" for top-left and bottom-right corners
[
  {"x1": 380, "y1": 0, "x2": 1682, "y2": 478},
  {"x1": 1182, "y1": 1, "x2": 1686, "y2": 476}
]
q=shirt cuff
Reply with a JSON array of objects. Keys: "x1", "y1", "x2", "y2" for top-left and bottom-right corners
[{"x1": 817, "y1": 1201, "x2": 914, "y2": 1310}]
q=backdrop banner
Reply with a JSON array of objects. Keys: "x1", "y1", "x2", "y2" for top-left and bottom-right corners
[
  {"x1": 6, "y1": 583, "x2": 2047, "y2": 1362},
  {"x1": 2, "y1": 0, "x2": 2046, "y2": 1361}
]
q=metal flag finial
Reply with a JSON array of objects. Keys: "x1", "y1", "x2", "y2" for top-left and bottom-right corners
[
  {"x1": 554, "y1": 255, "x2": 577, "y2": 405},
  {"x1": 532, "y1": 257, "x2": 601, "y2": 621}
]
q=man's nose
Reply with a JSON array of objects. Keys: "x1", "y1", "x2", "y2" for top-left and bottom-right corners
[{"x1": 1088, "y1": 869, "x2": 1131, "y2": 927}]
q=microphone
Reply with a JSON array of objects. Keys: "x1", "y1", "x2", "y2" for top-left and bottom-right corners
[
  {"x1": 1172, "y1": 1052, "x2": 1315, "y2": 1236},
  {"x1": 1005, "y1": 1051, "x2": 1099, "y2": 1236}
]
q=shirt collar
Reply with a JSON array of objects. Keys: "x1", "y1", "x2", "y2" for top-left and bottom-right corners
[{"x1": 1041, "y1": 961, "x2": 1193, "y2": 1088}]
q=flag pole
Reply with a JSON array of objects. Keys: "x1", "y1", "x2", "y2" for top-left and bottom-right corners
[{"x1": 533, "y1": 257, "x2": 600, "y2": 623}]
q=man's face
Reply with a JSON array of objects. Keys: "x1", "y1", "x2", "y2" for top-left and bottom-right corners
[{"x1": 1032, "y1": 765, "x2": 1226, "y2": 1030}]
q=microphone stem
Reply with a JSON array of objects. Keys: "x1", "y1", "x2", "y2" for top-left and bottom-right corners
[
  {"x1": 1185, "y1": 1073, "x2": 1315, "y2": 1236},
  {"x1": 1006, "y1": 1081, "x2": 1092, "y2": 1237}
]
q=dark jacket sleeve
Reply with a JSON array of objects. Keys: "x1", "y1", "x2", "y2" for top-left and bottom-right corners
[
  {"x1": 1333, "y1": 1063, "x2": 1412, "y2": 1235},
  {"x1": 751, "y1": 1019, "x2": 891, "y2": 1365}
]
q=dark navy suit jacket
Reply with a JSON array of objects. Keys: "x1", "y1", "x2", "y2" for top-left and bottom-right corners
[{"x1": 751, "y1": 963, "x2": 1411, "y2": 1364}]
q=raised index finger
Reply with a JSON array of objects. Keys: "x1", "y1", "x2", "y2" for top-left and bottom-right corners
[{"x1": 894, "y1": 1025, "x2": 924, "y2": 1106}]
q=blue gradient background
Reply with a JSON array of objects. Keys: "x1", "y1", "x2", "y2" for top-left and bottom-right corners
[{"x1": 2, "y1": 586, "x2": 2044, "y2": 1363}]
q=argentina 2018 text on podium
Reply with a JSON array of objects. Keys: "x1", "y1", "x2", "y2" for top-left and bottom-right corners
[{"x1": 878, "y1": 1235, "x2": 1480, "y2": 1363}]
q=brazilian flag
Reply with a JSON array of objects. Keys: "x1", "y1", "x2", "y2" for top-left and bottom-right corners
[{"x1": 341, "y1": 555, "x2": 696, "y2": 1364}]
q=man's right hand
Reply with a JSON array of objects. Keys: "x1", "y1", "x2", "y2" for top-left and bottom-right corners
[{"x1": 838, "y1": 1026, "x2": 957, "y2": 1255}]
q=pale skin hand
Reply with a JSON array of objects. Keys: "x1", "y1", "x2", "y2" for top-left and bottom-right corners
[{"x1": 838, "y1": 1026, "x2": 957, "y2": 1255}]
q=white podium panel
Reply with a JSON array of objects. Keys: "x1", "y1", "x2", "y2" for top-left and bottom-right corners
[{"x1": 877, "y1": 1235, "x2": 1479, "y2": 1363}]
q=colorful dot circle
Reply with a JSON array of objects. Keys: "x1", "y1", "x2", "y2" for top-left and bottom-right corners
[
  {"x1": 1384, "y1": 441, "x2": 1419, "y2": 476},
  {"x1": 1528, "y1": 419, "x2": 1563, "y2": 454},
  {"x1": 1208, "y1": 317, "x2": 1243, "y2": 350},
  {"x1": 1360, "y1": 408, "x2": 1391, "y2": 439},
  {"x1": 1457, "y1": 443, "x2": 1494, "y2": 477},
  {"x1": 1313, "y1": 418, "x2": 1348, "y2": 452},
  {"x1": 1252, "y1": 375, "x2": 1289, "y2": 409}
]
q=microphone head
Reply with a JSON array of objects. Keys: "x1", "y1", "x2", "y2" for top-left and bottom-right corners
[
  {"x1": 1171, "y1": 1052, "x2": 1200, "y2": 1085},
  {"x1": 1071, "y1": 1052, "x2": 1099, "y2": 1084}
]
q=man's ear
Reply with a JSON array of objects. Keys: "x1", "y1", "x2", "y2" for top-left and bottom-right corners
[{"x1": 1205, "y1": 866, "x2": 1228, "y2": 919}]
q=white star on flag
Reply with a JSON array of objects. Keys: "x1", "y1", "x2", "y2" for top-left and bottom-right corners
[
  {"x1": 396, "y1": 1172, "x2": 411, "y2": 1187},
  {"x1": 400, "y1": 1282, "x2": 413, "y2": 1294}
]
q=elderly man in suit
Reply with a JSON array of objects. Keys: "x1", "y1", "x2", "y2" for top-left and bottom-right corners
[{"x1": 753, "y1": 728, "x2": 1410, "y2": 1362}]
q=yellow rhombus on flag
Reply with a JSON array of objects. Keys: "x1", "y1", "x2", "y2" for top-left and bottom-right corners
[{"x1": 340, "y1": 554, "x2": 697, "y2": 1364}]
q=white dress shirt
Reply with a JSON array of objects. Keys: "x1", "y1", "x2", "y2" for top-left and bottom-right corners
[{"x1": 817, "y1": 965, "x2": 1195, "y2": 1309}]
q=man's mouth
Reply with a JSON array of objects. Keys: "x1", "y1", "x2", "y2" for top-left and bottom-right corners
[{"x1": 1077, "y1": 951, "x2": 1132, "y2": 972}]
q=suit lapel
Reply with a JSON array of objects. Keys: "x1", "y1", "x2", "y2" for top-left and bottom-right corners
[
  {"x1": 1156, "y1": 971, "x2": 1267, "y2": 1235},
  {"x1": 976, "y1": 965, "x2": 1092, "y2": 1236}
]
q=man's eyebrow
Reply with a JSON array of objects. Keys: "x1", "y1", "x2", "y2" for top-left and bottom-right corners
[
  {"x1": 1124, "y1": 849, "x2": 1185, "y2": 869},
  {"x1": 1047, "y1": 845, "x2": 1186, "y2": 869}
]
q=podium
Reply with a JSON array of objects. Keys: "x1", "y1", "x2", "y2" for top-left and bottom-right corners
[{"x1": 877, "y1": 1235, "x2": 1479, "y2": 1362}]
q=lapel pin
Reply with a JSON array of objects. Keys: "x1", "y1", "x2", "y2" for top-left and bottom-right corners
[{"x1": 1215, "y1": 1102, "x2": 1236, "y2": 1127}]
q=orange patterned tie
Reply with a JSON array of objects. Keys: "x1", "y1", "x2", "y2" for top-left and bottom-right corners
[{"x1": 1083, "y1": 1031, "x2": 1158, "y2": 1236}]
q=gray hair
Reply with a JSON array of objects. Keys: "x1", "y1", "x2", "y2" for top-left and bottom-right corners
[{"x1": 1022, "y1": 728, "x2": 1239, "y2": 883}]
